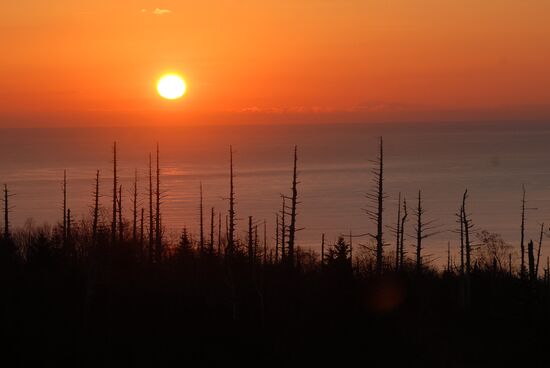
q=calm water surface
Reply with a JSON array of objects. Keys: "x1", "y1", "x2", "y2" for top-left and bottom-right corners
[{"x1": 1, "y1": 122, "x2": 549, "y2": 267}]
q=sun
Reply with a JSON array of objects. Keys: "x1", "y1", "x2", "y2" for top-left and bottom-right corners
[{"x1": 157, "y1": 74, "x2": 186, "y2": 100}]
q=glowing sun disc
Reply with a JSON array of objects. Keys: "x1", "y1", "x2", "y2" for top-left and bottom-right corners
[{"x1": 157, "y1": 74, "x2": 186, "y2": 99}]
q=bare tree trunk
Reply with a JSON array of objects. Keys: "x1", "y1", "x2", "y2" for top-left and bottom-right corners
[
  {"x1": 248, "y1": 216, "x2": 254, "y2": 265},
  {"x1": 210, "y1": 207, "x2": 215, "y2": 255},
  {"x1": 91, "y1": 171, "x2": 100, "y2": 248},
  {"x1": 536, "y1": 223, "x2": 544, "y2": 277},
  {"x1": 280, "y1": 196, "x2": 286, "y2": 261},
  {"x1": 148, "y1": 153, "x2": 154, "y2": 264},
  {"x1": 118, "y1": 185, "x2": 123, "y2": 243},
  {"x1": 218, "y1": 212, "x2": 222, "y2": 256},
  {"x1": 458, "y1": 204, "x2": 465, "y2": 276},
  {"x1": 349, "y1": 230, "x2": 353, "y2": 269},
  {"x1": 321, "y1": 233, "x2": 325, "y2": 267},
  {"x1": 287, "y1": 145, "x2": 299, "y2": 266},
  {"x1": 140, "y1": 208, "x2": 144, "y2": 253},
  {"x1": 399, "y1": 198, "x2": 407, "y2": 270},
  {"x1": 111, "y1": 141, "x2": 117, "y2": 245},
  {"x1": 3, "y1": 185, "x2": 7, "y2": 240},
  {"x1": 132, "y1": 169, "x2": 138, "y2": 243},
  {"x1": 155, "y1": 144, "x2": 162, "y2": 263},
  {"x1": 367, "y1": 137, "x2": 385, "y2": 274},
  {"x1": 263, "y1": 220, "x2": 267, "y2": 265},
  {"x1": 254, "y1": 224, "x2": 259, "y2": 263},
  {"x1": 67, "y1": 208, "x2": 73, "y2": 260},
  {"x1": 63, "y1": 169, "x2": 67, "y2": 246},
  {"x1": 528, "y1": 240, "x2": 536, "y2": 281},
  {"x1": 462, "y1": 190, "x2": 472, "y2": 276},
  {"x1": 520, "y1": 185, "x2": 527, "y2": 279},
  {"x1": 227, "y1": 146, "x2": 236, "y2": 257},
  {"x1": 415, "y1": 190, "x2": 423, "y2": 272},
  {"x1": 275, "y1": 214, "x2": 279, "y2": 262},
  {"x1": 394, "y1": 192, "x2": 401, "y2": 271},
  {"x1": 447, "y1": 241, "x2": 451, "y2": 273},
  {"x1": 199, "y1": 182, "x2": 204, "y2": 253}
]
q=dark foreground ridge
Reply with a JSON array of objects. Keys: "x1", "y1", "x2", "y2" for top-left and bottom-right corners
[{"x1": 2, "y1": 243, "x2": 550, "y2": 367}]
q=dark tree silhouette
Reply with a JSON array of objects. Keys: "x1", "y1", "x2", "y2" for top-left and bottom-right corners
[
  {"x1": 2, "y1": 185, "x2": 7, "y2": 240},
  {"x1": 132, "y1": 169, "x2": 138, "y2": 243},
  {"x1": 91, "y1": 170, "x2": 100, "y2": 248},
  {"x1": 62, "y1": 169, "x2": 67, "y2": 247},
  {"x1": 155, "y1": 143, "x2": 162, "y2": 263},
  {"x1": 275, "y1": 213, "x2": 279, "y2": 262},
  {"x1": 461, "y1": 190, "x2": 474, "y2": 276},
  {"x1": 218, "y1": 212, "x2": 222, "y2": 256},
  {"x1": 111, "y1": 141, "x2": 118, "y2": 245},
  {"x1": 536, "y1": 223, "x2": 544, "y2": 277},
  {"x1": 366, "y1": 137, "x2": 386, "y2": 274},
  {"x1": 227, "y1": 145, "x2": 236, "y2": 257},
  {"x1": 286, "y1": 145, "x2": 299, "y2": 266},
  {"x1": 399, "y1": 198, "x2": 408, "y2": 270},
  {"x1": 148, "y1": 153, "x2": 154, "y2": 264},
  {"x1": 394, "y1": 192, "x2": 401, "y2": 271},
  {"x1": 413, "y1": 190, "x2": 438, "y2": 272},
  {"x1": 118, "y1": 184, "x2": 123, "y2": 243},
  {"x1": 520, "y1": 185, "x2": 527, "y2": 279},
  {"x1": 210, "y1": 207, "x2": 215, "y2": 255},
  {"x1": 199, "y1": 182, "x2": 204, "y2": 253},
  {"x1": 528, "y1": 239, "x2": 535, "y2": 281},
  {"x1": 280, "y1": 196, "x2": 286, "y2": 262}
]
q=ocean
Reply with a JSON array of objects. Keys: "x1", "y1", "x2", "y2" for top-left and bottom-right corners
[{"x1": 1, "y1": 122, "x2": 549, "y2": 267}]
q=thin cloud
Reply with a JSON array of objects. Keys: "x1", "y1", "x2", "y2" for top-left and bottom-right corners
[
  {"x1": 140, "y1": 8, "x2": 172, "y2": 15},
  {"x1": 153, "y1": 8, "x2": 171, "y2": 15}
]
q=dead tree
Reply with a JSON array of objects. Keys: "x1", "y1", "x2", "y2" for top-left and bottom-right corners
[
  {"x1": 528, "y1": 240, "x2": 536, "y2": 281},
  {"x1": 366, "y1": 137, "x2": 386, "y2": 274},
  {"x1": 132, "y1": 169, "x2": 138, "y2": 243},
  {"x1": 520, "y1": 185, "x2": 527, "y2": 279},
  {"x1": 247, "y1": 216, "x2": 255, "y2": 265},
  {"x1": 394, "y1": 192, "x2": 402, "y2": 271},
  {"x1": 210, "y1": 207, "x2": 215, "y2": 255},
  {"x1": 280, "y1": 196, "x2": 286, "y2": 261},
  {"x1": 3, "y1": 184, "x2": 12, "y2": 241},
  {"x1": 118, "y1": 185, "x2": 123, "y2": 243},
  {"x1": 227, "y1": 146, "x2": 236, "y2": 257},
  {"x1": 155, "y1": 143, "x2": 162, "y2": 263},
  {"x1": 62, "y1": 169, "x2": 67, "y2": 246},
  {"x1": 536, "y1": 223, "x2": 544, "y2": 277},
  {"x1": 91, "y1": 171, "x2": 100, "y2": 248},
  {"x1": 413, "y1": 190, "x2": 438, "y2": 273},
  {"x1": 263, "y1": 220, "x2": 267, "y2": 265},
  {"x1": 148, "y1": 153, "x2": 154, "y2": 264},
  {"x1": 254, "y1": 224, "x2": 259, "y2": 263},
  {"x1": 447, "y1": 241, "x2": 451, "y2": 273},
  {"x1": 111, "y1": 141, "x2": 118, "y2": 245},
  {"x1": 461, "y1": 190, "x2": 474, "y2": 276},
  {"x1": 218, "y1": 212, "x2": 222, "y2": 256},
  {"x1": 275, "y1": 214, "x2": 279, "y2": 262},
  {"x1": 349, "y1": 230, "x2": 353, "y2": 268},
  {"x1": 321, "y1": 233, "x2": 325, "y2": 267},
  {"x1": 399, "y1": 198, "x2": 408, "y2": 270},
  {"x1": 199, "y1": 182, "x2": 204, "y2": 253},
  {"x1": 66, "y1": 208, "x2": 72, "y2": 253},
  {"x1": 140, "y1": 208, "x2": 145, "y2": 250},
  {"x1": 287, "y1": 145, "x2": 299, "y2": 266},
  {"x1": 456, "y1": 203, "x2": 465, "y2": 275}
]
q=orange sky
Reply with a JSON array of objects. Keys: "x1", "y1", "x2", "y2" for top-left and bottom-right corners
[{"x1": 1, "y1": 1, "x2": 550, "y2": 127}]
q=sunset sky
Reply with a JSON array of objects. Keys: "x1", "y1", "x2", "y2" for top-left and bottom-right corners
[{"x1": 2, "y1": 1, "x2": 550, "y2": 127}]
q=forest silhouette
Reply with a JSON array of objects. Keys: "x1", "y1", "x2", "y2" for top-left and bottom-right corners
[{"x1": 1, "y1": 138, "x2": 549, "y2": 367}]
